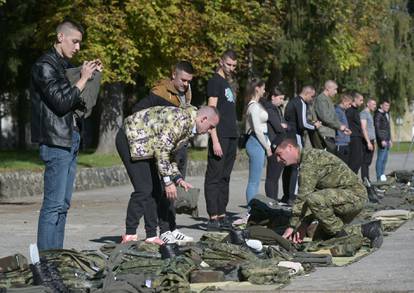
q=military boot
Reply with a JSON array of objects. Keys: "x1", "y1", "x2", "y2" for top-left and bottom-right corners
[
  {"x1": 229, "y1": 229, "x2": 250, "y2": 245},
  {"x1": 159, "y1": 243, "x2": 180, "y2": 259},
  {"x1": 363, "y1": 177, "x2": 380, "y2": 203},
  {"x1": 361, "y1": 220, "x2": 383, "y2": 248}
]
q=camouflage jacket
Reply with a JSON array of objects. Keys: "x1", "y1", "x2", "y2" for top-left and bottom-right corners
[
  {"x1": 124, "y1": 106, "x2": 197, "y2": 178},
  {"x1": 290, "y1": 148, "x2": 367, "y2": 228},
  {"x1": 313, "y1": 93, "x2": 341, "y2": 138}
]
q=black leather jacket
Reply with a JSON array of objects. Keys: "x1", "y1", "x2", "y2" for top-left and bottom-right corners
[
  {"x1": 374, "y1": 110, "x2": 391, "y2": 145},
  {"x1": 30, "y1": 47, "x2": 83, "y2": 148}
]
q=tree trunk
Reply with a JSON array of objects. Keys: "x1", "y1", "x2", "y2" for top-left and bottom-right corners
[{"x1": 95, "y1": 82, "x2": 124, "y2": 154}]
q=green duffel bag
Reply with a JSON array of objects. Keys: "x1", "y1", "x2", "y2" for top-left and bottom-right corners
[{"x1": 175, "y1": 186, "x2": 200, "y2": 217}]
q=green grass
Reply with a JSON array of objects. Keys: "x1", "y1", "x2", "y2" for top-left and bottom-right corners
[
  {"x1": 0, "y1": 147, "x2": 210, "y2": 172},
  {"x1": 0, "y1": 149, "x2": 123, "y2": 172},
  {"x1": 390, "y1": 142, "x2": 414, "y2": 153},
  {"x1": 188, "y1": 147, "x2": 207, "y2": 161}
]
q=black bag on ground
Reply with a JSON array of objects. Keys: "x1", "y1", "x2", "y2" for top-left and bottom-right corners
[{"x1": 248, "y1": 194, "x2": 292, "y2": 234}]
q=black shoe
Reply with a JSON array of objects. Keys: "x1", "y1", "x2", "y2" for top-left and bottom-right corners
[
  {"x1": 361, "y1": 220, "x2": 383, "y2": 248},
  {"x1": 206, "y1": 219, "x2": 221, "y2": 231},
  {"x1": 159, "y1": 243, "x2": 180, "y2": 259},
  {"x1": 364, "y1": 177, "x2": 380, "y2": 203},
  {"x1": 218, "y1": 216, "x2": 232, "y2": 230},
  {"x1": 229, "y1": 229, "x2": 250, "y2": 245}
]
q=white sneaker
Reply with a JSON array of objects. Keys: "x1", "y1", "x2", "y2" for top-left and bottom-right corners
[
  {"x1": 160, "y1": 231, "x2": 177, "y2": 244},
  {"x1": 380, "y1": 174, "x2": 387, "y2": 182},
  {"x1": 171, "y1": 229, "x2": 194, "y2": 244},
  {"x1": 232, "y1": 214, "x2": 250, "y2": 226}
]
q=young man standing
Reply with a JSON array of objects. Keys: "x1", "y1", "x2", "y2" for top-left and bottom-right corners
[
  {"x1": 334, "y1": 94, "x2": 352, "y2": 165},
  {"x1": 346, "y1": 92, "x2": 365, "y2": 174},
  {"x1": 204, "y1": 50, "x2": 238, "y2": 230},
  {"x1": 360, "y1": 98, "x2": 377, "y2": 181},
  {"x1": 313, "y1": 80, "x2": 350, "y2": 153},
  {"x1": 374, "y1": 100, "x2": 392, "y2": 181},
  {"x1": 31, "y1": 20, "x2": 101, "y2": 250}
]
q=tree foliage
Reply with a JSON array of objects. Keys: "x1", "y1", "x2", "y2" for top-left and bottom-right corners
[{"x1": 0, "y1": 0, "x2": 413, "y2": 149}]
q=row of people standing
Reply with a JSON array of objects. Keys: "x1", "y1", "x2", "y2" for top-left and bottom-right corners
[
  {"x1": 243, "y1": 83, "x2": 324, "y2": 205},
  {"x1": 333, "y1": 94, "x2": 392, "y2": 182},
  {"x1": 243, "y1": 78, "x2": 393, "y2": 207}
]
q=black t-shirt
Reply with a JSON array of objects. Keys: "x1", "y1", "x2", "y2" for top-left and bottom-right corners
[
  {"x1": 346, "y1": 105, "x2": 363, "y2": 137},
  {"x1": 207, "y1": 73, "x2": 238, "y2": 138}
]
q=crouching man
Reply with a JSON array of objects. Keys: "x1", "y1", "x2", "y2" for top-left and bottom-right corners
[{"x1": 275, "y1": 139, "x2": 383, "y2": 248}]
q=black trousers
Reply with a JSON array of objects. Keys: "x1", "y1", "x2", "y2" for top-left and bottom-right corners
[
  {"x1": 204, "y1": 137, "x2": 237, "y2": 217},
  {"x1": 116, "y1": 129, "x2": 180, "y2": 236},
  {"x1": 281, "y1": 164, "x2": 298, "y2": 204},
  {"x1": 265, "y1": 154, "x2": 284, "y2": 201},
  {"x1": 361, "y1": 139, "x2": 375, "y2": 180},
  {"x1": 116, "y1": 129, "x2": 160, "y2": 237},
  {"x1": 348, "y1": 136, "x2": 363, "y2": 174},
  {"x1": 336, "y1": 145, "x2": 350, "y2": 166}
]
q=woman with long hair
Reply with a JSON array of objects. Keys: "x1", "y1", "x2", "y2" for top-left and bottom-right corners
[
  {"x1": 244, "y1": 78, "x2": 271, "y2": 204},
  {"x1": 260, "y1": 87, "x2": 287, "y2": 201}
]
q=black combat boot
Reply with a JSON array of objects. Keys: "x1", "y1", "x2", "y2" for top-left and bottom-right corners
[
  {"x1": 363, "y1": 177, "x2": 380, "y2": 203},
  {"x1": 229, "y1": 229, "x2": 250, "y2": 245},
  {"x1": 159, "y1": 243, "x2": 180, "y2": 259},
  {"x1": 361, "y1": 220, "x2": 383, "y2": 248}
]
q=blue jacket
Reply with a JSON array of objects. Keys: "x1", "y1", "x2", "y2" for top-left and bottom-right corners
[{"x1": 334, "y1": 105, "x2": 350, "y2": 145}]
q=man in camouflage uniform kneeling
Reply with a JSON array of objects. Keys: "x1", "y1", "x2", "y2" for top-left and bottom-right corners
[{"x1": 275, "y1": 138, "x2": 383, "y2": 248}]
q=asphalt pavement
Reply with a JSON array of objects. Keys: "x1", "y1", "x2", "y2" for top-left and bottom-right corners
[{"x1": 0, "y1": 152, "x2": 413, "y2": 291}]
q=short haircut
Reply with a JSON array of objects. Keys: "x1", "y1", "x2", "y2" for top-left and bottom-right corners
[
  {"x1": 350, "y1": 91, "x2": 363, "y2": 101},
  {"x1": 276, "y1": 138, "x2": 299, "y2": 150},
  {"x1": 380, "y1": 99, "x2": 390, "y2": 105},
  {"x1": 324, "y1": 80, "x2": 337, "y2": 89},
  {"x1": 198, "y1": 105, "x2": 219, "y2": 120},
  {"x1": 301, "y1": 85, "x2": 315, "y2": 95},
  {"x1": 56, "y1": 19, "x2": 84, "y2": 35},
  {"x1": 340, "y1": 93, "x2": 352, "y2": 102},
  {"x1": 221, "y1": 49, "x2": 237, "y2": 60},
  {"x1": 366, "y1": 97, "x2": 376, "y2": 104},
  {"x1": 175, "y1": 60, "x2": 195, "y2": 75}
]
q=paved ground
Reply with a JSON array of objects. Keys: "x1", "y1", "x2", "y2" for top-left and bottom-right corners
[{"x1": 0, "y1": 152, "x2": 413, "y2": 290}]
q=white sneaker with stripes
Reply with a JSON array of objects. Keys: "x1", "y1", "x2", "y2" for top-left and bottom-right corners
[
  {"x1": 160, "y1": 231, "x2": 176, "y2": 244},
  {"x1": 161, "y1": 230, "x2": 194, "y2": 245}
]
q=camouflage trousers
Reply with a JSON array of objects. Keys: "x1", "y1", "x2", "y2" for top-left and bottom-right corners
[{"x1": 306, "y1": 188, "x2": 365, "y2": 237}]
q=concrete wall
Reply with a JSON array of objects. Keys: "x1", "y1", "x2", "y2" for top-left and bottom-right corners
[{"x1": 0, "y1": 153, "x2": 249, "y2": 199}]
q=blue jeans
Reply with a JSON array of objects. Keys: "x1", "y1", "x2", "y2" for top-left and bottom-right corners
[
  {"x1": 245, "y1": 135, "x2": 266, "y2": 204},
  {"x1": 375, "y1": 146, "x2": 389, "y2": 180},
  {"x1": 37, "y1": 131, "x2": 80, "y2": 251}
]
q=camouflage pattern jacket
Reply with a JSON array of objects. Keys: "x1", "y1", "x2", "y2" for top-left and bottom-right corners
[
  {"x1": 124, "y1": 106, "x2": 197, "y2": 178},
  {"x1": 290, "y1": 148, "x2": 367, "y2": 228}
]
